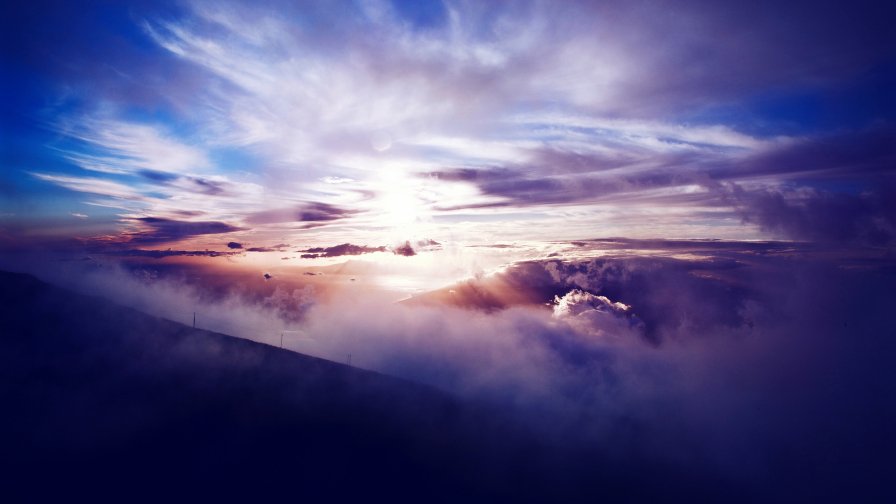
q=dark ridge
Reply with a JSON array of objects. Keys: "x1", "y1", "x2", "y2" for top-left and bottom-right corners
[{"x1": 0, "y1": 270, "x2": 746, "y2": 503}]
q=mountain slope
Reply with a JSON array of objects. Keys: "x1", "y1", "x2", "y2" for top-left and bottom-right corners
[
  {"x1": 0, "y1": 270, "x2": 521, "y2": 501},
  {"x1": 0, "y1": 270, "x2": 744, "y2": 503}
]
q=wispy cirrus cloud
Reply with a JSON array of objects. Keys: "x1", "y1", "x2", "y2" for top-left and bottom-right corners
[
  {"x1": 17, "y1": 0, "x2": 894, "y2": 249},
  {"x1": 55, "y1": 116, "x2": 211, "y2": 175}
]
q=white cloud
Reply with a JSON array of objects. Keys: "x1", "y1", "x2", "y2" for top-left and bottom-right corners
[
  {"x1": 39, "y1": 0, "x2": 810, "y2": 246},
  {"x1": 553, "y1": 289, "x2": 643, "y2": 337},
  {"x1": 57, "y1": 116, "x2": 211, "y2": 175}
]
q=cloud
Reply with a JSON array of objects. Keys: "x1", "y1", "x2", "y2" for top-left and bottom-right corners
[
  {"x1": 32, "y1": 173, "x2": 145, "y2": 201},
  {"x1": 56, "y1": 116, "x2": 211, "y2": 175},
  {"x1": 5, "y1": 241, "x2": 894, "y2": 500},
  {"x1": 299, "y1": 243, "x2": 387, "y2": 259},
  {"x1": 113, "y1": 217, "x2": 243, "y2": 245},
  {"x1": 226, "y1": 241, "x2": 243, "y2": 249},
  {"x1": 412, "y1": 240, "x2": 784, "y2": 343},
  {"x1": 3, "y1": 1, "x2": 895, "y2": 496},
  {"x1": 298, "y1": 239, "x2": 442, "y2": 259},
  {"x1": 725, "y1": 178, "x2": 896, "y2": 246},
  {"x1": 103, "y1": 249, "x2": 239, "y2": 258},
  {"x1": 246, "y1": 243, "x2": 290, "y2": 252},
  {"x1": 245, "y1": 202, "x2": 357, "y2": 225},
  {"x1": 553, "y1": 289, "x2": 644, "y2": 337},
  {"x1": 391, "y1": 241, "x2": 416, "y2": 257},
  {"x1": 15, "y1": 0, "x2": 890, "y2": 247}
]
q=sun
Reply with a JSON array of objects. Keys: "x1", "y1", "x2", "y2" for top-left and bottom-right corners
[{"x1": 372, "y1": 171, "x2": 430, "y2": 239}]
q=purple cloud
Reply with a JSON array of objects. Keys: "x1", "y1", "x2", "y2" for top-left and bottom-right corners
[
  {"x1": 391, "y1": 241, "x2": 416, "y2": 257},
  {"x1": 113, "y1": 217, "x2": 242, "y2": 245},
  {"x1": 300, "y1": 243, "x2": 387, "y2": 259},
  {"x1": 726, "y1": 181, "x2": 896, "y2": 246},
  {"x1": 104, "y1": 249, "x2": 240, "y2": 258},
  {"x1": 245, "y1": 202, "x2": 357, "y2": 225}
]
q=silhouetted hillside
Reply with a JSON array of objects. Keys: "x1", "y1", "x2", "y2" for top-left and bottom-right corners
[{"x1": 0, "y1": 270, "x2": 746, "y2": 503}]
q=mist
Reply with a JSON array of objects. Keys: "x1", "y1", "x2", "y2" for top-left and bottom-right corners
[{"x1": 6, "y1": 243, "x2": 893, "y2": 499}]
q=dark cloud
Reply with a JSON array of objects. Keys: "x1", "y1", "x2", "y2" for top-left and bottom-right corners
[
  {"x1": 432, "y1": 164, "x2": 702, "y2": 210},
  {"x1": 570, "y1": 237, "x2": 799, "y2": 253},
  {"x1": 725, "y1": 179, "x2": 896, "y2": 246},
  {"x1": 696, "y1": 126, "x2": 896, "y2": 247},
  {"x1": 726, "y1": 125, "x2": 896, "y2": 181},
  {"x1": 391, "y1": 241, "x2": 416, "y2": 257},
  {"x1": 226, "y1": 241, "x2": 243, "y2": 249},
  {"x1": 247, "y1": 243, "x2": 290, "y2": 253},
  {"x1": 299, "y1": 239, "x2": 441, "y2": 259},
  {"x1": 426, "y1": 146, "x2": 717, "y2": 211},
  {"x1": 103, "y1": 249, "x2": 239, "y2": 258},
  {"x1": 113, "y1": 217, "x2": 242, "y2": 245},
  {"x1": 300, "y1": 243, "x2": 386, "y2": 259},
  {"x1": 246, "y1": 202, "x2": 357, "y2": 225}
]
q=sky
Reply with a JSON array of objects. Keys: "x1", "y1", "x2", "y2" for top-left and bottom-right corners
[
  {"x1": 2, "y1": 1, "x2": 896, "y2": 498},
  {"x1": 2, "y1": 0, "x2": 893, "y2": 265}
]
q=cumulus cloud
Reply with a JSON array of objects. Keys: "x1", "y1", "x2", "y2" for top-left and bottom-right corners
[
  {"x1": 423, "y1": 249, "x2": 762, "y2": 343},
  {"x1": 553, "y1": 289, "x2": 644, "y2": 337}
]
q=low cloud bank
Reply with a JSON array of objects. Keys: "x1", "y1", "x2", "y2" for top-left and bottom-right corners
[{"x1": 3, "y1": 246, "x2": 894, "y2": 499}]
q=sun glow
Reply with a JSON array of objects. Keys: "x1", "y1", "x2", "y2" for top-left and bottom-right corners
[{"x1": 368, "y1": 165, "x2": 433, "y2": 242}]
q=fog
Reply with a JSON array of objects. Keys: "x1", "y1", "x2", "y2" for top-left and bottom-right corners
[{"x1": 3, "y1": 243, "x2": 894, "y2": 498}]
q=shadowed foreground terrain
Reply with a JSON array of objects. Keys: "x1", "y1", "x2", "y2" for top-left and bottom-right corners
[{"x1": 0, "y1": 270, "x2": 809, "y2": 502}]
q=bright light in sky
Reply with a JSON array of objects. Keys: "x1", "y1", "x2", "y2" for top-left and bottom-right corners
[{"x1": 0, "y1": 0, "x2": 893, "y2": 277}]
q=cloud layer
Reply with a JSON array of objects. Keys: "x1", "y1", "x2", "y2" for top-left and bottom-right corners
[{"x1": 9, "y1": 240, "x2": 893, "y2": 500}]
